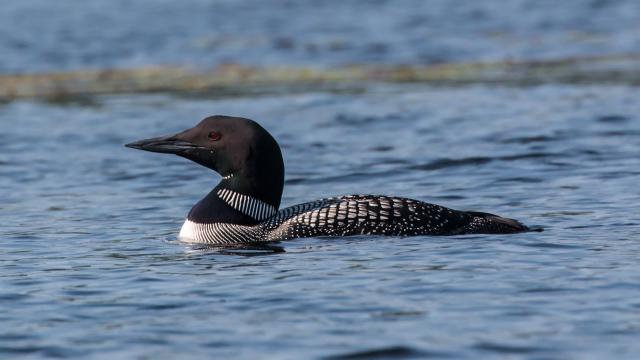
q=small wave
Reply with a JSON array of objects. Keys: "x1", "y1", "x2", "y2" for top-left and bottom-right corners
[
  {"x1": 0, "y1": 345, "x2": 77, "y2": 357},
  {"x1": 499, "y1": 152, "x2": 557, "y2": 161},
  {"x1": 599, "y1": 130, "x2": 640, "y2": 137},
  {"x1": 473, "y1": 342, "x2": 547, "y2": 354},
  {"x1": 185, "y1": 242, "x2": 286, "y2": 256},
  {"x1": 300, "y1": 169, "x2": 402, "y2": 184},
  {"x1": 597, "y1": 115, "x2": 629, "y2": 123},
  {"x1": 409, "y1": 156, "x2": 492, "y2": 171},
  {"x1": 410, "y1": 152, "x2": 558, "y2": 171},
  {"x1": 325, "y1": 345, "x2": 444, "y2": 359},
  {"x1": 499, "y1": 135, "x2": 558, "y2": 144},
  {"x1": 493, "y1": 176, "x2": 543, "y2": 183},
  {"x1": 521, "y1": 241, "x2": 580, "y2": 249},
  {"x1": 327, "y1": 113, "x2": 412, "y2": 127},
  {"x1": 538, "y1": 211, "x2": 593, "y2": 217}
]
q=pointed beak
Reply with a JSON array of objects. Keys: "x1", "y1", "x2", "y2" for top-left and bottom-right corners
[{"x1": 125, "y1": 134, "x2": 203, "y2": 155}]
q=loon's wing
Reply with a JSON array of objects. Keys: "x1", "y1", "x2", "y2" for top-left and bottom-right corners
[{"x1": 261, "y1": 195, "x2": 526, "y2": 242}]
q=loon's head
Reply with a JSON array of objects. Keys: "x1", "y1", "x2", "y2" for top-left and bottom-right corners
[{"x1": 126, "y1": 115, "x2": 285, "y2": 208}]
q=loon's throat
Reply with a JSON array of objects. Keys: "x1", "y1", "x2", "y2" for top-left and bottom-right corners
[{"x1": 186, "y1": 179, "x2": 279, "y2": 225}]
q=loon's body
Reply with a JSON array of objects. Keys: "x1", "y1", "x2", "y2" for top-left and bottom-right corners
[{"x1": 126, "y1": 116, "x2": 531, "y2": 245}]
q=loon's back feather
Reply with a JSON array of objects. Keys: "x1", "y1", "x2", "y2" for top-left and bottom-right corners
[
  {"x1": 179, "y1": 195, "x2": 529, "y2": 244},
  {"x1": 266, "y1": 195, "x2": 529, "y2": 241}
]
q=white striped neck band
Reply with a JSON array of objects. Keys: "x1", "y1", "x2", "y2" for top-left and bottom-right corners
[{"x1": 216, "y1": 188, "x2": 277, "y2": 221}]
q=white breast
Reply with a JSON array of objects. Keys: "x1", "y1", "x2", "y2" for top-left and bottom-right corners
[
  {"x1": 177, "y1": 219, "x2": 262, "y2": 244},
  {"x1": 178, "y1": 219, "x2": 198, "y2": 242}
]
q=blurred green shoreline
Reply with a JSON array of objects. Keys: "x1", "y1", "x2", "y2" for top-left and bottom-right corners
[{"x1": 1, "y1": 54, "x2": 639, "y2": 101}]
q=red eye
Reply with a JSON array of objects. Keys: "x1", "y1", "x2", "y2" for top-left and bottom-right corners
[{"x1": 208, "y1": 131, "x2": 221, "y2": 141}]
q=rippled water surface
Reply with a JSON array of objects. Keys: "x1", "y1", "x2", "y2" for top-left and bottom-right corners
[
  {"x1": 2, "y1": 0, "x2": 639, "y2": 72},
  {"x1": 1, "y1": 85, "x2": 639, "y2": 358}
]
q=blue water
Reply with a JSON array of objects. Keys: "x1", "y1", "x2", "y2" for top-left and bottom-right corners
[
  {"x1": 2, "y1": 0, "x2": 640, "y2": 358},
  {"x1": 1, "y1": 0, "x2": 640, "y2": 72},
  {"x1": 1, "y1": 85, "x2": 639, "y2": 359}
]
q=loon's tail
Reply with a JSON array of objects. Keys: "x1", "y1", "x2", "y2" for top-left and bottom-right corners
[{"x1": 463, "y1": 211, "x2": 538, "y2": 234}]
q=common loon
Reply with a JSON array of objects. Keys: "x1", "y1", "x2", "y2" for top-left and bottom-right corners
[{"x1": 126, "y1": 115, "x2": 532, "y2": 245}]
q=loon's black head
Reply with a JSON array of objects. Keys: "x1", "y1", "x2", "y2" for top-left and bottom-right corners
[{"x1": 126, "y1": 115, "x2": 284, "y2": 208}]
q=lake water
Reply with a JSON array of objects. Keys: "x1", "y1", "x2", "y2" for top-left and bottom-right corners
[
  {"x1": 2, "y1": 0, "x2": 640, "y2": 72},
  {"x1": 1, "y1": 84, "x2": 639, "y2": 359},
  {"x1": 2, "y1": 0, "x2": 640, "y2": 358}
]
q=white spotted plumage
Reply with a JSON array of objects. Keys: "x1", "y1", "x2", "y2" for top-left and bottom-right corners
[{"x1": 178, "y1": 194, "x2": 525, "y2": 245}]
